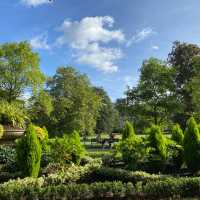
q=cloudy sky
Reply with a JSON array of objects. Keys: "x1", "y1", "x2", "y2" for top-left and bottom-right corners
[{"x1": 1, "y1": 0, "x2": 200, "y2": 101}]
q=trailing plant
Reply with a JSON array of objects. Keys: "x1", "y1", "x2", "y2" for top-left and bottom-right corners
[{"x1": 0, "y1": 100, "x2": 28, "y2": 128}]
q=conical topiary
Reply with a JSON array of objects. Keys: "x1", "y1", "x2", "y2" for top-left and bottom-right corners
[
  {"x1": 122, "y1": 121, "x2": 135, "y2": 140},
  {"x1": 184, "y1": 117, "x2": 200, "y2": 172},
  {"x1": 16, "y1": 124, "x2": 42, "y2": 177}
]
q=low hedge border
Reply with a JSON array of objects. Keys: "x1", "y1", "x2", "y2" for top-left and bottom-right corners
[{"x1": 2, "y1": 177, "x2": 200, "y2": 199}]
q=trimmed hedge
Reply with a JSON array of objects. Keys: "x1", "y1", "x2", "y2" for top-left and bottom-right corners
[
  {"x1": 2, "y1": 177, "x2": 200, "y2": 199},
  {"x1": 81, "y1": 167, "x2": 164, "y2": 185},
  {"x1": 143, "y1": 177, "x2": 200, "y2": 199},
  {"x1": 0, "y1": 180, "x2": 135, "y2": 200}
]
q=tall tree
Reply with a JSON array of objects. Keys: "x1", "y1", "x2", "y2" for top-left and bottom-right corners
[
  {"x1": 94, "y1": 87, "x2": 119, "y2": 135},
  {"x1": 0, "y1": 41, "x2": 45, "y2": 102},
  {"x1": 47, "y1": 67, "x2": 102, "y2": 136},
  {"x1": 125, "y1": 58, "x2": 175, "y2": 130},
  {"x1": 168, "y1": 41, "x2": 200, "y2": 125}
]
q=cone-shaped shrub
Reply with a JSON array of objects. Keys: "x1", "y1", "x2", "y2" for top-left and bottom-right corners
[
  {"x1": 16, "y1": 124, "x2": 42, "y2": 177},
  {"x1": 122, "y1": 121, "x2": 135, "y2": 140},
  {"x1": 171, "y1": 124, "x2": 184, "y2": 169},
  {"x1": 184, "y1": 117, "x2": 200, "y2": 172},
  {"x1": 147, "y1": 125, "x2": 167, "y2": 160},
  {"x1": 171, "y1": 124, "x2": 184, "y2": 145}
]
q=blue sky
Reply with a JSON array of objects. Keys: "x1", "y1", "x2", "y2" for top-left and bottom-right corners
[{"x1": 1, "y1": 0, "x2": 200, "y2": 101}]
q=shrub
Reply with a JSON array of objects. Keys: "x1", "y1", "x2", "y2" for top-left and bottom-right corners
[
  {"x1": 50, "y1": 131, "x2": 85, "y2": 164},
  {"x1": 146, "y1": 125, "x2": 168, "y2": 160},
  {"x1": 118, "y1": 137, "x2": 144, "y2": 170},
  {"x1": 122, "y1": 121, "x2": 135, "y2": 140},
  {"x1": 184, "y1": 117, "x2": 200, "y2": 172},
  {"x1": 171, "y1": 124, "x2": 184, "y2": 145},
  {"x1": 0, "y1": 180, "x2": 135, "y2": 200},
  {"x1": 32, "y1": 125, "x2": 49, "y2": 151},
  {"x1": 0, "y1": 124, "x2": 3, "y2": 139},
  {"x1": 118, "y1": 122, "x2": 144, "y2": 170},
  {"x1": 16, "y1": 124, "x2": 42, "y2": 177},
  {"x1": 0, "y1": 145, "x2": 16, "y2": 165},
  {"x1": 44, "y1": 158, "x2": 102, "y2": 185},
  {"x1": 143, "y1": 177, "x2": 200, "y2": 199},
  {"x1": 83, "y1": 167, "x2": 163, "y2": 184}
]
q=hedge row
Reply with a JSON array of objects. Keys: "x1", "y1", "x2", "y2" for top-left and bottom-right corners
[
  {"x1": 0, "y1": 180, "x2": 135, "y2": 200},
  {"x1": 81, "y1": 167, "x2": 164, "y2": 184},
  {"x1": 2, "y1": 177, "x2": 200, "y2": 199}
]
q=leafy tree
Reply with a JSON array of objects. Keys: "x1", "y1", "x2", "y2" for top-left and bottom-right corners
[
  {"x1": 47, "y1": 67, "x2": 102, "y2": 136},
  {"x1": 183, "y1": 117, "x2": 200, "y2": 172},
  {"x1": 28, "y1": 90, "x2": 53, "y2": 127},
  {"x1": 16, "y1": 124, "x2": 42, "y2": 177},
  {"x1": 0, "y1": 42, "x2": 45, "y2": 102},
  {"x1": 168, "y1": 41, "x2": 200, "y2": 125},
  {"x1": 123, "y1": 58, "x2": 175, "y2": 132},
  {"x1": 94, "y1": 87, "x2": 119, "y2": 135}
]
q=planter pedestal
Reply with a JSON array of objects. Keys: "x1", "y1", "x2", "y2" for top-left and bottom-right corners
[{"x1": 0, "y1": 127, "x2": 25, "y2": 145}]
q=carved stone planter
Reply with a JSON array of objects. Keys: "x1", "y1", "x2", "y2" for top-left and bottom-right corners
[{"x1": 0, "y1": 126, "x2": 25, "y2": 144}]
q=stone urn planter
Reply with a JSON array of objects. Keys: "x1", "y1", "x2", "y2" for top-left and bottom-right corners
[{"x1": 0, "y1": 126, "x2": 25, "y2": 144}]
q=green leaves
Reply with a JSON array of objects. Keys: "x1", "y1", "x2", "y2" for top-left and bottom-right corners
[
  {"x1": 0, "y1": 100, "x2": 28, "y2": 128},
  {"x1": 183, "y1": 117, "x2": 200, "y2": 172},
  {"x1": 0, "y1": 41, "x2": 45, "y2": 102}
]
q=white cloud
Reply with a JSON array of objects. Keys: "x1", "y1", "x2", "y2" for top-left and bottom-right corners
[
  {"x1": 30, "y1": 33, "x2": 50, "y2": 50},
  {"x1": 152, "y1": 45, "x2": 159, "y2": 50},
  {"x1": 76, "y1": 43, "x2": 123, "y2": 73},
  {"x1": 127, "y1": 27, "x2": 155, "y2": 47},
  {"x1": 56, "y1": 16, "x2": 125, "y2": 73},
  {"x1": 124, "y1": 75, "x2": 138, "y2": 86},
  {"x1": 21, "y1": 0, "x2": 51, "y2": 7}
]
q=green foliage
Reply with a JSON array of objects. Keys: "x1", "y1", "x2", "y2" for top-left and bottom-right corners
[
  {"x1": 146, "y1": 125, "x2": 168, "y2": 160},
  {"x1": 94, "y1": 87, "x2": 119, "y2": 135},
  {"x1": 168, "y1": 41, "x2": 200, "y2": 123},
  {"x1": 0, "y1": 41, "x2": 45, "y2": 102},
  {"x1": 118, "y1": 122, "x2": 144, "y2": 170},
  {"x1": 143, "y1": 177, "x2": 200, "y2": 199},
  {"x1": 85, "y1": 167, "x2": 162, "y2": 184},
  {"x1": 171, "y1": 124, "x2": 184, "y2": 145},
  {"x1": 0, "y1": 124, "x2": 3, "y2": 139},
  {"x1": 118, "y1": 137, "x2": 144, "y2": 170},
  {"x1": 122, "y1": 121, "x2": 135, "y2": 140},
  {"x1": 49, "y1": 131, "x2": 85, "y2": 164},
  {"x1": 16, "y1": 124, "x2": 42, "y2": 177},
  {"x1": 32, "y1": 125, "x2": 49, "y2": 151},
  {"x1": 0, "y1": 100, "x2": 28, "y2": 128},
  {"x1": 28, "y1": 91, "x2": 53, "y2": 127},
  {"x1": 0, "y1": 145, "x2": 16, "y2": 164},
  {"x1": 183, "y1": 117, "x2": 200, "y2": 172},
  {"x1": 0, "y1": 179, "x2": 134, "y2": 200},
  {"x1": 47, "y1": 67, "x2": 102, "y2": 136}
]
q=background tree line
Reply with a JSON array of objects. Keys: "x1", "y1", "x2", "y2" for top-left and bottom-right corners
[
  {"x1": 0, "y1": 41, "x2": 119, "y2": 137},
  {"x1": 115, "y1": 41, "x2": 200, "y2": 133}
]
